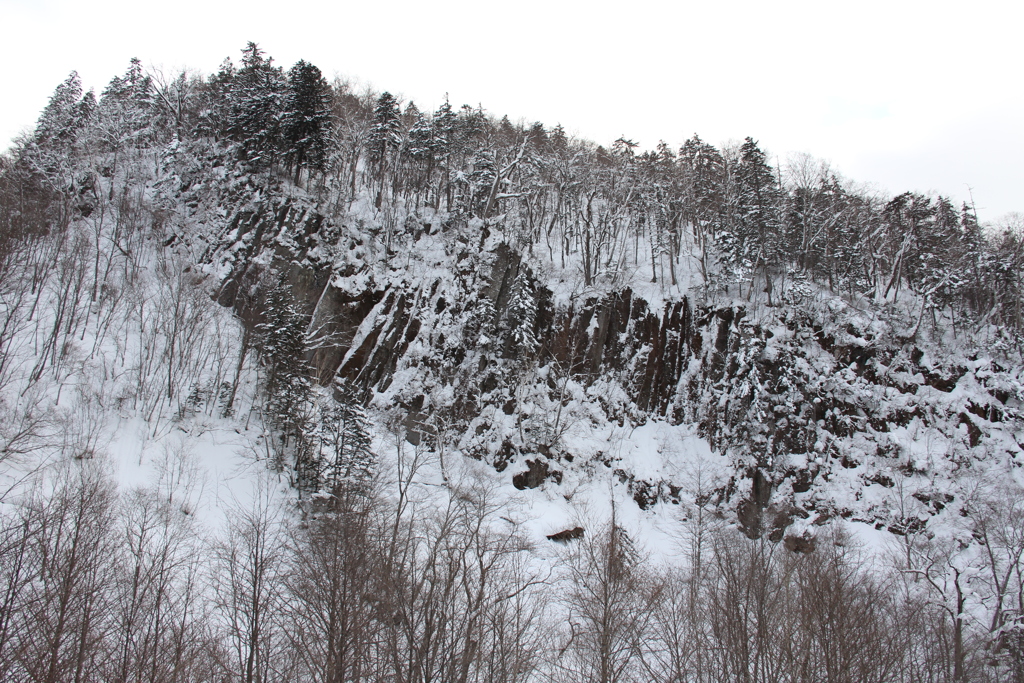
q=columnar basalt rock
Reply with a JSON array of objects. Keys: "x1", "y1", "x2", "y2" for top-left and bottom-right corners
[{"x1": 206, "y1": 202, "x2": 1022, "y2": 540}]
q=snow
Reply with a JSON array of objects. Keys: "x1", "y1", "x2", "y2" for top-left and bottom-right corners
[{"x1": 6, "y1": 69, "x2": 1024, "y2": 681}]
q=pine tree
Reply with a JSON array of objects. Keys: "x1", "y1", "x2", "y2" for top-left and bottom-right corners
[
  {"x1": 737, "y1": 137, "x2": 782, "y2": 263},
  {"x1": 467, "y1": 292, "x2": 498, "y2": 350},
  {"x1": 367, "y1": 91, "x2": 402, "y2": 169},
  {"x1": 828, "y1": 185, "x2": 874, "y2": 295},
  {"x1": 784, "y1": 174, "x2": 850, "y2": 282},
  {"x1": 457, "y1": 103, "x2": 486, "y2": 149},
  {"x1": 679, "y1": 134, "x2": 726, "y2": 242},
  {"x1": 200, "y1": 57, "x2": 236, "y2": 139},
  {"x1": 527, "y1": 122, "x2": 548, "y2": 152},
  {"x1": 304, "y1": 381, "x2": 374, "y2": 496},
  {"x1": 612, "y1": 136, "x2": 638, "y2": 159},
  {"x1": 678, "y1": 135, "x2": 726, "y2": 291},
  {"x1": 405, "y1": 110, "x2": 434, "y2": 200},
  {"x1": 24, "y1": 72, "x2": 96, "y2": 188},
  {"x1": 881, "y1": 191, "x2": 934, "y2": 299},
  {"x1": 254, "y1": 279, "x2": 312, "y2": 469},
  {"x1": 407, "y1": 111, "x2": 433, "y2": 161},
  {"x1": 431, "y1": 97, "x2": 458, "y2": 207},
  {"x1": 32, "y1": 72, "x2": 91, "y2": 150},
  {"x1": 431, "y1": 97, "x2": 457, "y2": 162},
  {"x1": 496, "y1": 115, "x2": 517, "y2": 147},
  {"x1": 97, "y1": 58, "x2": 154, "y2": 155},
  {"x1": 987, "y1": 227, "x2": 1024, "y2": 330},
  {"x1": 724, "y1": 137, "x2": 783, "y2": 296},
  {"x1": 402, "y1": 100, "x2": 421, "y2": 126},
  {"x1": 227, "y1": 42, "x2": 285, "y2": 170},
  {"x1": 958, "y1": 202, "x2": 987, "y2": 319},
  {"x1": 506, "y1": 269, "x2": 538, "y2": 356},
  {"x1": 282, "y1": 59, "x2": 333, "y2": 182},
  {"x1": 366, "y1": 91, "x2": 402, "y2": 206},
  {"x1": 466, "y1": 151, "x2": 497, "y2": 216},
  {"x1": 915, "y1": 196, "x2": 963, "y2": 311},
  {"x1": 550, "y1": 124, "x2": 568, "y2": 154}
]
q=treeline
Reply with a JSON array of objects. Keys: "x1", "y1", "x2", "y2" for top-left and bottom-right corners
[
  {"x1": 138, "y1": 43, "x2": 1023, "y2": 338},
  {"x1": 15, "y1": 44, "x2": 1023, "y2": 339},
  {"x1": 0, "y1": 456, "x2": 1022, "y2": 682}
]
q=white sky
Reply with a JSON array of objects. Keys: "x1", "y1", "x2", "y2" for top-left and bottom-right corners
[{"x1": 1, "y1": 0, "x2": 1020, "y2": 222}]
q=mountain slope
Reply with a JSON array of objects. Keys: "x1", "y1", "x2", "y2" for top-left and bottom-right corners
[{"x1": 0, "y1": 50, "x2": 1023, "y2": 680}]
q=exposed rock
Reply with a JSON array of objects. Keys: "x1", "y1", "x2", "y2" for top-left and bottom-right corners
[
  {"x1": 200, "y1": 201, "x2": 1023, "y2": 543},
  {"x1": 784, "y1": 533, "x2": 816, "y2": 554},
  {"x1": 513, "y1": 459, "x2": 562, "y2": 490},
  {"x1": 547, "y1": 527, "x2": 585, "y2": 543}
]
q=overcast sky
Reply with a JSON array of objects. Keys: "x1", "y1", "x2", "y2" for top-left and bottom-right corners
[{"x1": 2, "y1": 0, "x2": 1020, "y2": 222}]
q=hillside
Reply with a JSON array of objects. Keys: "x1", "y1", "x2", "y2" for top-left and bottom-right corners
[{"x1": 0, "y1": 47, "x2": 1022, "y2": 681}]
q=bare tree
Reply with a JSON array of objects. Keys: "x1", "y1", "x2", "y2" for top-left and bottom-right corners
[
  {"x1": 0, "y1": 487, "x2": 44, "y2": 680},
  {"x1": 968, "y1": 478, "x2": 1024, "y2": 678},
  {"x1": 211, "y1": 480, "x2": 288, "y2": 683},
  {"x1": 285, "y1": 486, "x2": 382, "y2": 683},
  {"x1": 791, "y1": 526, "x2": 902, "y2": 683},
  {"x1": 556, "y1": 513, "x2": 661, "y2": 683},
  {"x1": 11, "y1": 462, "x2": 118, "y2": 683},
  {"x1": 108, "y1": 480, "x2": 206, "y2": 683},
  {"x1": 704, "y1": 529, "x2": 789, "y2": 682}
]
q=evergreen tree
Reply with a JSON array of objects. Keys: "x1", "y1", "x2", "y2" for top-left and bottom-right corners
[
  {"x1": 527, "y1": 122, "x2": 548, "y2": 152},
  {"x1": 25, "y1": 72, "x2": 96, "y2": 187},
  {"x1": 431, "y1": 97, "x2": 458, "y2": 207},
  {"x1": 407, "y1": 110, "x2": 433, "y2": 163},
  {"x1": 253, "y1": 279, "x2": 312, "y2": 469},
  {"x1": 402, "y1": 100, "x2": 421, "y2": 127},
  {"x1": 655, "y1": 140, "x2": 675, "y2": 167},
  {"x1": 97, "y1": 58, "x2": 154, "y2": 155},
  {"x1": 405, "y1": 109, "x2": 434, "y2": 198},
  {"x1": 32, "y1": 72, "x2": 91, "y2": 150},
  {"x1": 958, "y1": 202, "x2": 987, "y2": 319},
  {"x1": 465, "y1": 151, "x2": 497, "y2": 216},
  {"x1": 304, "y1": 381, "x2": 374, "y2": 496},
  {"x1": 678, "y1": 135, "x2": 726, "y2": 290},
  {"x1": 550, "y1": 124, "x2": 568, "y2": 154},
  {"x1": 506, "y1": 269, "x2": 538, "y2": 356},
  {"x1": 496, "y1": 115, "x2": 517, "y2": 147},
  {"x1": 367, "y1": 91, "x2": 402, "y2": 206},
  {"x1": 282, "y1": 59, "x2": 333, "y2": 182},
  {"x1": 783, "y1": 172, "x2": 851, "y2": 284},
  {"x1": 830, "y1": 188, "x2": 875, "y2": 295},
  {"x1": 736, "y1": 137, "x2": 782, "y2": 266},
  {"x1": 457, "y1": 103, "x2": 487, "y2": 149},
  {"x1": 200, "y1": 57, "x2": 236, "y2": 139},
  {"x1": 915, "y1": 196, "x2": 963, "y2": 310},
  {"x1": 467, "y1": 291, "x2": 498, "y2": 350},
  {"x1": 881, "y1": 191, "x2": 934, "y2": 299},
  {"x1": 430, "y1": 97, "x2": 457, "y2": 162},
  {"x1": 723, "y1": 137, "x2": 783, "y2": 295},
  {"x1": 985, "y1": 226, "x2": 1024, "y2": 330},
  {"x1": 253, "y1": 281, "x2": 373, "y2": 492},
  {"x1": 226, "y1": 42, "x2": 285, "y2": 169},
  {"x1": 612, "y1": 136, "x2": 638, "y2": 159},
  {"x1": 679, "y1": 134, "x2": 726, "y2": 241},
  {"x1": 367, "y1": 91, "x2": 402, "y2": 169}
]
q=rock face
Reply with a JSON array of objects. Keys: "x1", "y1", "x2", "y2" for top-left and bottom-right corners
[
  {"x1": 547, "y1": 527, "x2": 585, "y2": 543},
  {"x1": 513, "y1": 459, "x2": 563, "y2": 490},
  {"x1": 203, "y1": 200, "x2": 1024, "y2": 541}
]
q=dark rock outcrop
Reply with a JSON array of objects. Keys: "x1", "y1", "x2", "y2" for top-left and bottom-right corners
[{"x1": 203, "y1": 203, "x2": 1022, "y2": 543}]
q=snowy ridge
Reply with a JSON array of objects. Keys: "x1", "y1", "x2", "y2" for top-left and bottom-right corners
[{"x1": 1, "y1": 50, "x2": 1023, "y2": 680}]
